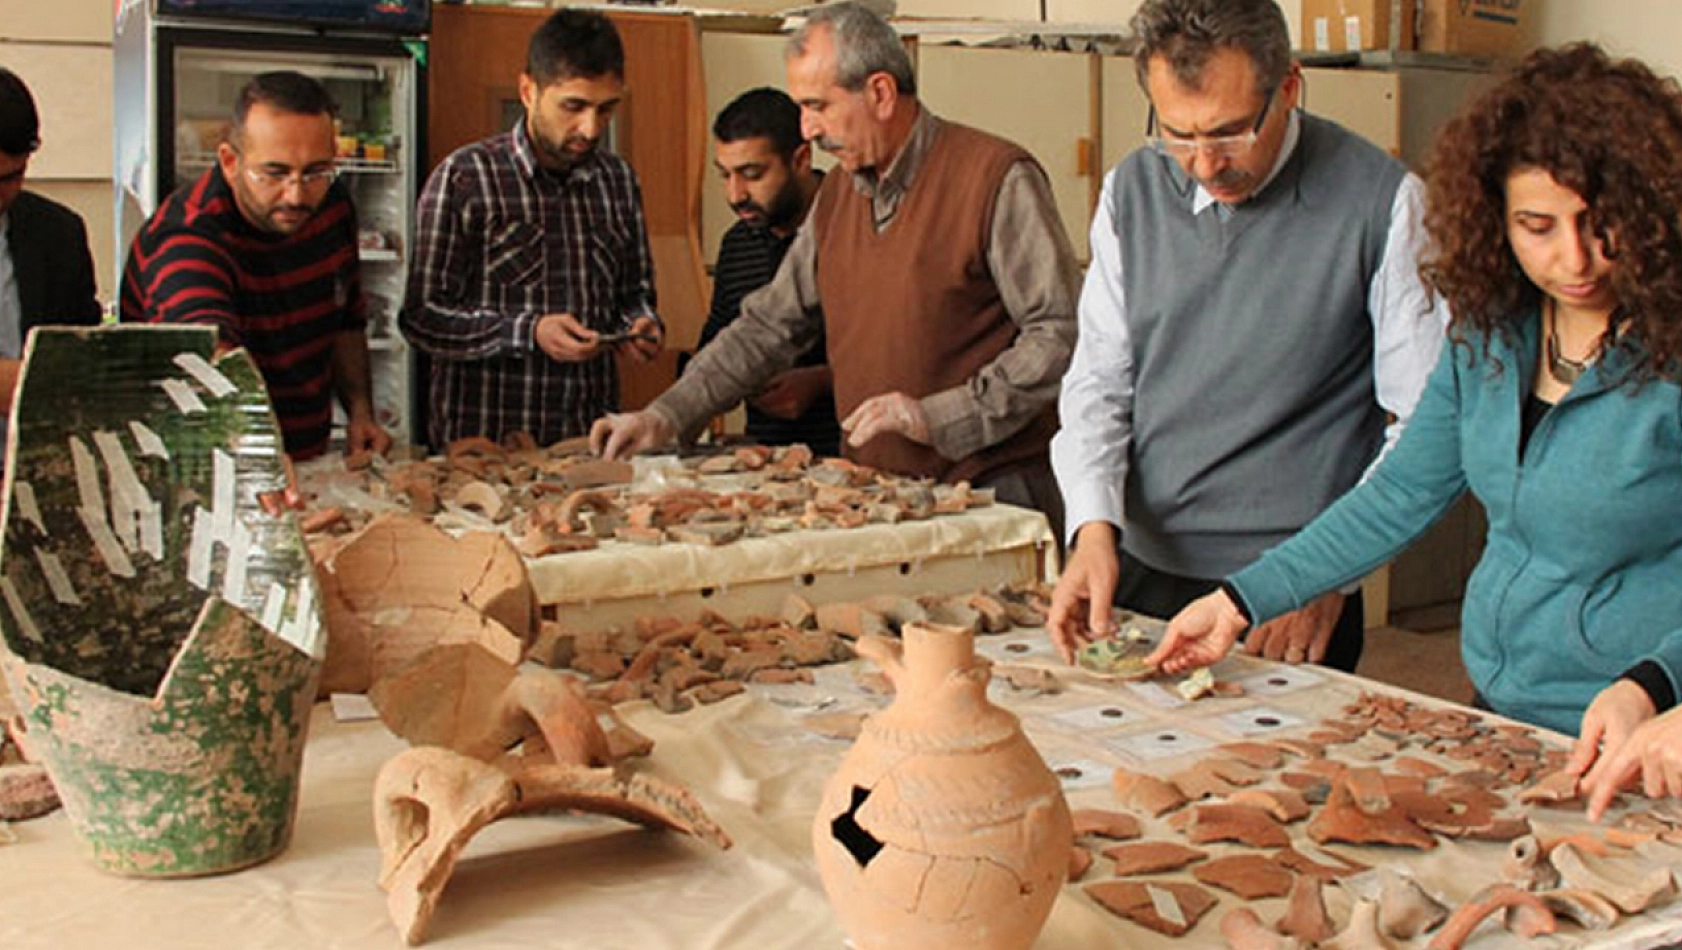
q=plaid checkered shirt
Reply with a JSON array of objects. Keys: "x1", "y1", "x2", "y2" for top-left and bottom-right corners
[{"x1": 401, "y1": 120, "x2": 656, "y2": 447}]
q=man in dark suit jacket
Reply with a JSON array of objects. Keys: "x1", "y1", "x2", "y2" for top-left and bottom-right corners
[{"x1": 0, "y1": 67, "x2": 102, "y2": 418}]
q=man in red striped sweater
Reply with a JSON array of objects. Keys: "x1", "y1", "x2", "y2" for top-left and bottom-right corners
[{"x1": 121, "y1": 71, "x2": 389, "y2": 462}]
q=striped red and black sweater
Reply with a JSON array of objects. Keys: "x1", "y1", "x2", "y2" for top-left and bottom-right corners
[{"x1": 120, "y1": 165, "x2": 366, "y2": 459}]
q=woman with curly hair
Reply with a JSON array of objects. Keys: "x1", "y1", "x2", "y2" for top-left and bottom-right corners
[{"x1": 1146, "y1": 43, "x2": 1682, "y2": 754}]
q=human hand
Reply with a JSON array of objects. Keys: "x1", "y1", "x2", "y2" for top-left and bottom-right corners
[
  {"x1": 841, "y1": 391, "x2": 930, "y2": 448},
  {"x1": 1046, "y1": 522, "x2": 1122, "y2": 664},
  {"x1": 589, "y1": 410, "x2": 676, "y2": 461},
  {"x1": 344, "y1": 412, "x2": 393, "y2": 469},
  {"x1": 1145, "y1": 589, "x2": 1250, "y2": 675},
  {"x1": 614, "y1": 315, "x2": 663, "y2": 364},
  {"x1": 751, "y1": 366, "x2": 830, "y2": 420},
  {"x1": 535, "y1": 313, "x2": 602, "y2": 363},
  {"x1": 1241, "y1": 591, "x2": 1344, "y2": 664},
  {"x1": 1571, "y1": 679, "x2": 1660, "y2": 821}
]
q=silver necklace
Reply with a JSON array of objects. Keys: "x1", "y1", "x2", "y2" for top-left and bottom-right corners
[{"x1": 1546, "y1": 299, "x2": 1597, "y2": 385}]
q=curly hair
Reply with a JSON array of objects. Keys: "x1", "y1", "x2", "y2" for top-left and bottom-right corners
[{"x1": 1421, "y1": 43, "x2": 1682, "y2": 382}]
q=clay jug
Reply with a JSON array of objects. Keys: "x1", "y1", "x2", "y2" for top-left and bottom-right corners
[{"x1": 812, "y1": 622, "x2": 1072, "y2": 950}]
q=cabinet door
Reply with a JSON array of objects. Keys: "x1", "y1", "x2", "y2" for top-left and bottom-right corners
[
  {"x1": 1100, "y1": 55, "x2": 1150, "y2": 178},
  {"x1": 1303, "y1": 67, "x2": 1402, "y2": 157},
  {"x1": 918, "y1": 46, "x2": 1097, "y2": 261}
]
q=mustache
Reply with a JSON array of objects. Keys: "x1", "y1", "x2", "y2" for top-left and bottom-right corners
[
  {"x1": 1200, "y1": 167, "x2": 1252, "y2": 191},
  {"x1": 730, "y1": 199, "x2": 766, "y2": 217}
]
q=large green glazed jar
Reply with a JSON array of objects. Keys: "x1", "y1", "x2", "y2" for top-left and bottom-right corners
[{"x1": 0, "y1": 326, "x2": 324, "y2": 876}]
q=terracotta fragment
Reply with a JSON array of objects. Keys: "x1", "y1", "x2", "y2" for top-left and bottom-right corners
[
  {"x1": 556, "y1": 457, "x2": 633, "y2": 490},
  {"x1": 1502, "y1": 834, "x2": 1560, "y2": 891},
  {"x1": 1185, "y1": 803, "x2": 1291, "y2": 848},
  {"x1": 1277, "y1": 873, "x2": 1336, "y2": 943},
  {"x1": 1279, "y1": 771, "x2": 1332, "y2": 803},
  {"x1": 1538, "y1": 888, "x2": 1620, "y2": 930},
  {"x1": 1103, "y1": 840, "x2": 1208, "y2": 875},
  {"x1": 1425, "y1": 885, "x2": 1555, "y2": 950},
  {"x1": 1219, "y1": 741, "x2": 1285, "y2": 770},
  {"x1": 1274, "y1": 738, "x2": 1326, "y2": 760},
  {"x1": 1113, "y1": 767, "x2": 1189, "y2": 817},
  {"x1": 1549, "y1": 841, "x2": 1676, "y2": 913},
  {"x1": 1517, "y1": 769, "x2": 1581, "y2": 805},
  {"x1": 1069, "y1": 846, "x2": 1094, "y2": 881},
  {"x1": 1071, "y1": 808, "x2": 1143, "y2": 841},
  {"x1": 1222, "y1": 908, "x2": 1305, "y2": 950},
  {"x1": 1392, "y1": 755, "x2": 1447, "y2": 779},
  {"x1": 1272, "y1": 845, "x2": 1368, "y2": 881},
  {"x1": 374, "y1": 746, "x2": 731, "y2": 945},
  {"x1": 1342, "y1": 867, "x2": 1449, "y2": 939},
  {"x1": 0, "y1": 763, "x2": 59, "y2": 820},
  {"x1": 1308, "y1": 772, "x2": 1436, "y2": 851},
  {"x1": 453, "y1": 480, "x2": 510, "y2": 522},
  {"x1": 1192, "y1": 852, "x2": 1293, "y2": 899},
  {"x1": 1172, "y1": 762, "x2": 1240, "y2": 802},
  {"x1": 1084, "y1": 880, "x2": 1217, "y2": 937},
  {"x1": 1228, "y1": 787, "x2": 1311, "y2": 823},
  {"x1": 1321, "y1": 899, "x2": 1393, "y2": 950},
  {"x1": 994, "y1": 665, "x2": 1063, "y2": 694},
  {"x1": 814, "y1": 603, "x2": 890, "y2": 640},
  {"x1": 317, "y1": 514, "x2": 537, "y2": 695}
]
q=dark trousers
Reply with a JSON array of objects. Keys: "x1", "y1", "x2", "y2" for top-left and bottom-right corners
[{"x1": 1113, "y1": 549, "x2": 1365, "y2": 673}]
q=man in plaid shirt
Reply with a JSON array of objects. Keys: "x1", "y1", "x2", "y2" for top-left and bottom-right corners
[{"x1": 400, "y1": 9, "x2": 661, "y2": 448}]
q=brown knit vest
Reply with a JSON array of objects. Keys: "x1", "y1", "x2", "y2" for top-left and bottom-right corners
[{"x1": 812, "y1": 120, "x2": 1058, "y2": 484}]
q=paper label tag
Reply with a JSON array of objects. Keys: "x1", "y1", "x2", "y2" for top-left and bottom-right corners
[
  {"x1": 1345, "y1": 14, "x2": 1364, "y2": 50},
  {"x1": 1106, "y1": 728, "x2": 1217, "y2": 762},
  {"x1": 173, "y1": 352, "x2": 239, "y2": 398},
  {"x1": 1147, "y1": 885, "x2": 1185, "y2": 929},
  {"x1": 1313, "y1": 17, "x2": 1331, "y2": 51},
  {"x1": 1220, "y1": 705, "x2": 1309, "y2": 736},
  {"x1": 330, "y1": 692, "x2": 379, "y2": 722}
]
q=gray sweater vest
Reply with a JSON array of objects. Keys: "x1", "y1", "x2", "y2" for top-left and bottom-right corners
[{"x1": 1114, "y1": 113, "x2": 1406, "y2": 578}]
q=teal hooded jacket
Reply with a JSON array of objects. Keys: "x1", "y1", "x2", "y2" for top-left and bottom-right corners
[{"x1": 1231, "y1": 310, "x2": 1682, "y2": 735}]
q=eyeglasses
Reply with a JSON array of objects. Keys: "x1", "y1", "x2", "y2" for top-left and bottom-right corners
[
  {"x1": 237, "y1": 156, "x2": 339, "y2": 190},
  {"x1": 1146, "y1": 88, "x2": 1276, "y2": 160}
]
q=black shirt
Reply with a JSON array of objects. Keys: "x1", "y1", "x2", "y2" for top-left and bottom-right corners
[{"x1": 697, "y1": 212, "x2": 840, "y2": 457}]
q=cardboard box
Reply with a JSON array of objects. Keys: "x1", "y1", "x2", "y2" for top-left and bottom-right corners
[
  {"x1": 1301, "y1": 0, "x2": 1414, "y2": 53},
  {"x1": 1416, "y1": 0, "x2": 1530, "y2": 60}
]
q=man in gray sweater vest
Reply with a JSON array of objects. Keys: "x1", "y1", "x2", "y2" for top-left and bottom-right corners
[{"x1": 1047, "y1": 0, "x2": 1446, "y2": 671}]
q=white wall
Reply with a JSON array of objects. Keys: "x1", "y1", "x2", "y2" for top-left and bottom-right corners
[
  {"x1": 0, "y1": 0, "x2": 117, "y2": 307},
  {"x1": 1531, "y1": 0, "x2": 1682, "y2": 80}
]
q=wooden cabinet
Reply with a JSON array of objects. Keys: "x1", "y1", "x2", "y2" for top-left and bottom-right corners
[{"x1": 917, "y1": 46, "x2": 1098, "y2": 261}]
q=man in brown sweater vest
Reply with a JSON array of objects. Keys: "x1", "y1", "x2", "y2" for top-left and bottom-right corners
[{"x1": 590, "y1": 1, "x2": 1078, "y2": 537}]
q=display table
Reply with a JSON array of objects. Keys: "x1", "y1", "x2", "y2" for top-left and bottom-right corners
[
  {"x1": 8, "y1": 636, "x2": 1682, "y2": 949},
  {"x1": 299, "y1": 454, "x2": 1057, "y2": 630}
]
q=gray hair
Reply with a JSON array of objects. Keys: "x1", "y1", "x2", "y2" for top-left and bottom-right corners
[
  {"x1": 788, "y1": 2, "x2": 917, "y2": 96},
  {"x1": 1130, "y1": 0, "x2": 1290, "y2": 97}
]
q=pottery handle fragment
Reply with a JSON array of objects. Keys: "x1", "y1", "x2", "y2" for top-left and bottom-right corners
[{"x1": 855, "y1": 635, "x2": 906, "y2": 688}]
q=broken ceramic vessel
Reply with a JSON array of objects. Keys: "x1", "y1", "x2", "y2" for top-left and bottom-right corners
[
  {"x1": 371, "y1": 644, "x2": 730, "y2": 944},
  {"x1": 0, "y1": 327, "x2": 322, "y2": 876},
  {"x1": 812, "y1": 622, "x2": 1072, "y2": 950},
  {"x1": 315, "y1": 512, "x2": 537, "y2": 694}
]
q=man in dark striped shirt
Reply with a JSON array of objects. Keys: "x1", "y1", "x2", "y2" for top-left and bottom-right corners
[
  {"x1": 698, "y1": 88, "x2": 837, "y2": 456},
  {"x1": 121, "y1": 71, "x2": 387, "y2": 463},
  {"x1": 400, "y1": 9, "x2": 661, "y2": 449}
]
